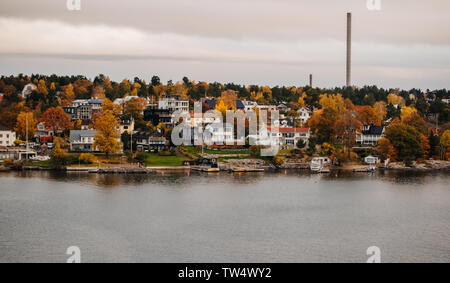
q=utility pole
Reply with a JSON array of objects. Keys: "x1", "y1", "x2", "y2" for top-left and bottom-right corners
[{"x1": 26, "y1": 114, "x2": 29, "y2": 154}]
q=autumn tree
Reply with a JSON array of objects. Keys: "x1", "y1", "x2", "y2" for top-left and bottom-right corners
[
  {"x1": 374, "y1": 101, "x2": 387, "y2": 123},
  {"x1": 93, "y1": 110, "x2": 122, "y2": 157},
  {"x1": 356, "y1": 105, "x2": 380, "y2": 126},
  {"x1": 101, "y1": 98, "x2": 121, "y2": 117},
  {"x1": 440, "y1": 130, "x2": 450, "y2": 160},
  {"x1": 335, "y1": 111, "x2": 362, "y2": 160},
  {"x1": 62, "y1": 83, "x2": 75, "y2": 100},
  {"x1": 384, "y1": 123, "x2": 423, "y2": 162},
  {"x1": 41, "y1": 107, "x2": 73, "y2": 134},
  {"x1": 37, "y1": 79, "x2": 48, "y2": 95},
  {"x1": 15, "y1": 112, "x2": 38, "y2": 140},
  {"x1": 377, "y1": 138, "x2": 396, "y2": 161},
  {"x1": 218, "y1": 90, "x2": 237, "y2": 110},
  {"x1": 124, "y1": 98, "x2": 145, "y2": 120}
]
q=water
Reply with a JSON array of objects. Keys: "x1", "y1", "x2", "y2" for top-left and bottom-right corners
[{"x1": 0, "y1": 170, "x2": 449, "y2": 263}]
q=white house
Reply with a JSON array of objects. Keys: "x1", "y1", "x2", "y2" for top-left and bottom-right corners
[
  {"x1": 21, "y1": 83, "x2": 37, "y2": 99},
  {"x1": 158, "y1": 94, "x2": 189, "y2": 113},
  {"x1": 0, "y1": 125, "x2": 16, "y2": 147},
  {"x1": 268, "y1": 127, "x2": 310, "y2": 148},
  {"x1": 69, "y1": 130, "x2": 97, "y2": 151},
  {"x1": 298, "y1": 107, "x2": 312, "y2": 124},
  {"x1": 356, "y1": 125, "x2": 385, "y2": 146}
]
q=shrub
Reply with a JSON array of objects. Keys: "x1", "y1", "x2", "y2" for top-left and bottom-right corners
[
  {"x1": 79, "y1": 153, "x2": 96, "y2": 164},
  {"x1": 135, "y1": 152, "x2": 147, "y2": 164},
  {"x1": 3, "y1": 159, "x2": 14, "y2": 167}
]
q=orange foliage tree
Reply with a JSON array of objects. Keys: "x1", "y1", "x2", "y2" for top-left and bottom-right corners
[{"x1": 41, "y1": 107, "x2": 73, "y2": 134}]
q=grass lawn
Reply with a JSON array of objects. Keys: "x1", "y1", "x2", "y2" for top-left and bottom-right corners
[
  {"x1": 22, "y1": 160, "x2": 53, "y2": 168},
  {"x1": 144, "y1": 153, "x2": 188, "y2": 167},
  {"x1": 185, "y1": 146, "x2": 250, "y2": 155}
]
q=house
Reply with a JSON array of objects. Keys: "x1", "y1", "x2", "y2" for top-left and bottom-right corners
[
  {"x1": 158, "y1": 94, "x2": 189, "y2": 113},
  {"x1": 69, "y1": 130, "x2": 97, "y2": 151},
  {"x1": 204, "y1": 123, "x2": 235, "y2": 145},
  {"x1": 236, "y1": 100, "x2": 258, "y2": 111},
  {"x1": 144, "y1": 106, "x2": 173, "y2": 128},
  {"x1": 443, "y1": 98, "x2": 450, "y2": 104},
  {"x1": 117, "y1": 116, "x2": 135, "y2": 135},
  {"x1": 356, "y1": 125, "x2": 385, "y2": 146},
  {"x1": 268, "y1": 127, "x2": 310, "y2": 148},
  {"x1": 34, "y1": 122, "x2": 54, "y2": 143},
  {"x1": 202, "y1": 97, "x2": 217, "y2": 111},
  {"x1": 135, "y1": 131, "x2": 168, "y2": 151},
  {"x1": 298, "y1": 107, "x2": 312, "y2": 123},
  {"x1": 277, "y1": 103, "x2": 291, "y2": 112},
  {"x1": 21, "y1": 83, "x2": 37, "y2": 99},
  {"x1": 0, "y1": 148, "x2": 36, "y2": 161},
  {"x1": 273, "y1": 117, "x2": 294, "y2": 128},
  {"x1": 0, "y1": 124, "x2": 16, "y2": 147}
]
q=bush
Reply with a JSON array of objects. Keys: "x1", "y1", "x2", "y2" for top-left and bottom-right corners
[
  {"x1": 296, "y1": 140, "x2": 306, "y2": 149},
  {"x1": 3, "y1": 159, "x2": 14, "y2": 167},
  {"x1": 79, "y1": 153, "x2": 96, "y2": 164},
  {"x1": 135, "y1": 152, "x2": 147, "y2": 164},
  {"x1": 273, "y1": 155, "x2": 284, "y2": 166},
  {"x1": 158, "y1": 150, "x2": 173, "y2": 156}
]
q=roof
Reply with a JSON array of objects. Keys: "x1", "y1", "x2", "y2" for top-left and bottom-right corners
[
  {"x1": 235, "y1": 100, "x2": 245, "y2": 109},
  {"x1": 69, "y1": 130, "x2": 97, "y2": 142},
  {"x1": 362, "y1": 125, "x2": 384, "y2": 135},
  {"x1": 0, "y1": 124, "x2": 12, "y2": 131},
  {"x1": 88, "y1": 99, "x2": 104, "y2": 104},
  {"x1": 268, "y1": 127, "x2": 310, "y2": 133}
]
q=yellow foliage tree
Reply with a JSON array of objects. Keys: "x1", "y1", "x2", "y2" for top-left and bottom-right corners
[
  {"x1": 441, "y1": 130, "x2": 450, "y2": 160},
  {"x1": 319, "y1": 94, "x2": 346, "y2": 113},
  {"x1": 401, "y1": 106, "x2": 418, "y2": 122},
  {"x1": 15, "y1": 112, "x2": 38, "y2": 140},
  {"x1": 93, "y1": 110, "x2": 122, "y2": 157},
  {"x1": 38, "y1": 79, "x2": 48, "y2": 95}
]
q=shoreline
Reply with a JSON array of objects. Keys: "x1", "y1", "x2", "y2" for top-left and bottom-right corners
[{"x1": 1, "y1": 164, "x2": 449, "y2": 174}]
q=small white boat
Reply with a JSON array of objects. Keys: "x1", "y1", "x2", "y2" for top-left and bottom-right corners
[{"x1": 310, "y1": 157, "x2": 331, "y2": 173}]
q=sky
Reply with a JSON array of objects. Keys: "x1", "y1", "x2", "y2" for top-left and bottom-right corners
[{"x1": 0, "y1": 0, "x2": 449, "y2": 90}]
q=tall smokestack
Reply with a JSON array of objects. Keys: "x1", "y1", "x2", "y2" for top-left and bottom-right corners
[
  {"x1": 309, "y1": 74, "x2": 313, "y2": 88},
  {"x1": 346, "y1": 12, "x2": 352, "y2": 87}
]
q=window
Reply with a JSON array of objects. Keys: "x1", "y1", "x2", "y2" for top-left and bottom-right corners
[{"x1": 0, "y1": 134, "x2": 2, "y2": 138}]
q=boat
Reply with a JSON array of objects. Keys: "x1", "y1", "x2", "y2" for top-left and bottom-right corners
[{"x1": 310, "y1": 157, "x2": 331, "y2": 173}]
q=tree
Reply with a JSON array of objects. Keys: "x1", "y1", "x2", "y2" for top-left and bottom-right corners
[
  {"x1": 62, "y1": 83, "x2": 75, "y2": 100},
  {"x1": 374, "y1": 101, "x2": 387, "y2": 123},
  {"x1": 384, "y1": 123, "x2": 423, "y2": 162},
  {"x1": 356, "y1": 105, "x2": 380, "y2": 125},
  {"x1": 101, "y1": 98, "x2": 121, "y2": 117},
  {"x1": 218, "y1": 90, "x2": 237, "y2": 110},
  {"x1": 51, "y1": 143, "x2": 67, "y2": 167},
  {"x1": 37, "y1": 79, "x2": 48, "y2": 95},
  {"x1": 377, "y1": 138, "x2": 396, "y2": 161},
  {"x1": 296, "y1": 139, "x2": 306, "y2": 149},
  {"x1": 151, "y1": 76, "x2": 161, "y2": 86},
  {"x1": 93, "y1": 110, "x2": 122, "y2": 157},
  {"x1": 124, "y1": 98, "x2": 145, "y2": 120},
  {"x1": 421, "y1": 135, "x2": 431, "y2": 158},
  {"x1": 15, "y1": 112, "x2": 38, "y2": 140},
  {"x1": 335, "y1": 111, "x2": 362, "y2": 160},
  {"x1": 41, "y1": 107, "x2": 72, "y2": 134},
  {"x1": 440, "y1": 130, "x2": 450, "y2": 160}
]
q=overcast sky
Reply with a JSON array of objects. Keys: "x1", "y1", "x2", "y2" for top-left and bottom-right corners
[{"x1": 0, "y1": 0, "x2": 449, "y2": 90}]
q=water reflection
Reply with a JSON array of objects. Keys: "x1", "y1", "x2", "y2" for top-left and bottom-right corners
[{"x1": 2, "y1": 169, "x2": 448, "y2": 189}]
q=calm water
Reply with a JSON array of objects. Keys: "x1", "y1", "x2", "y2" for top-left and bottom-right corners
[{"x1": 0, "y1": 170, "x2": 449, "y2": 263}]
